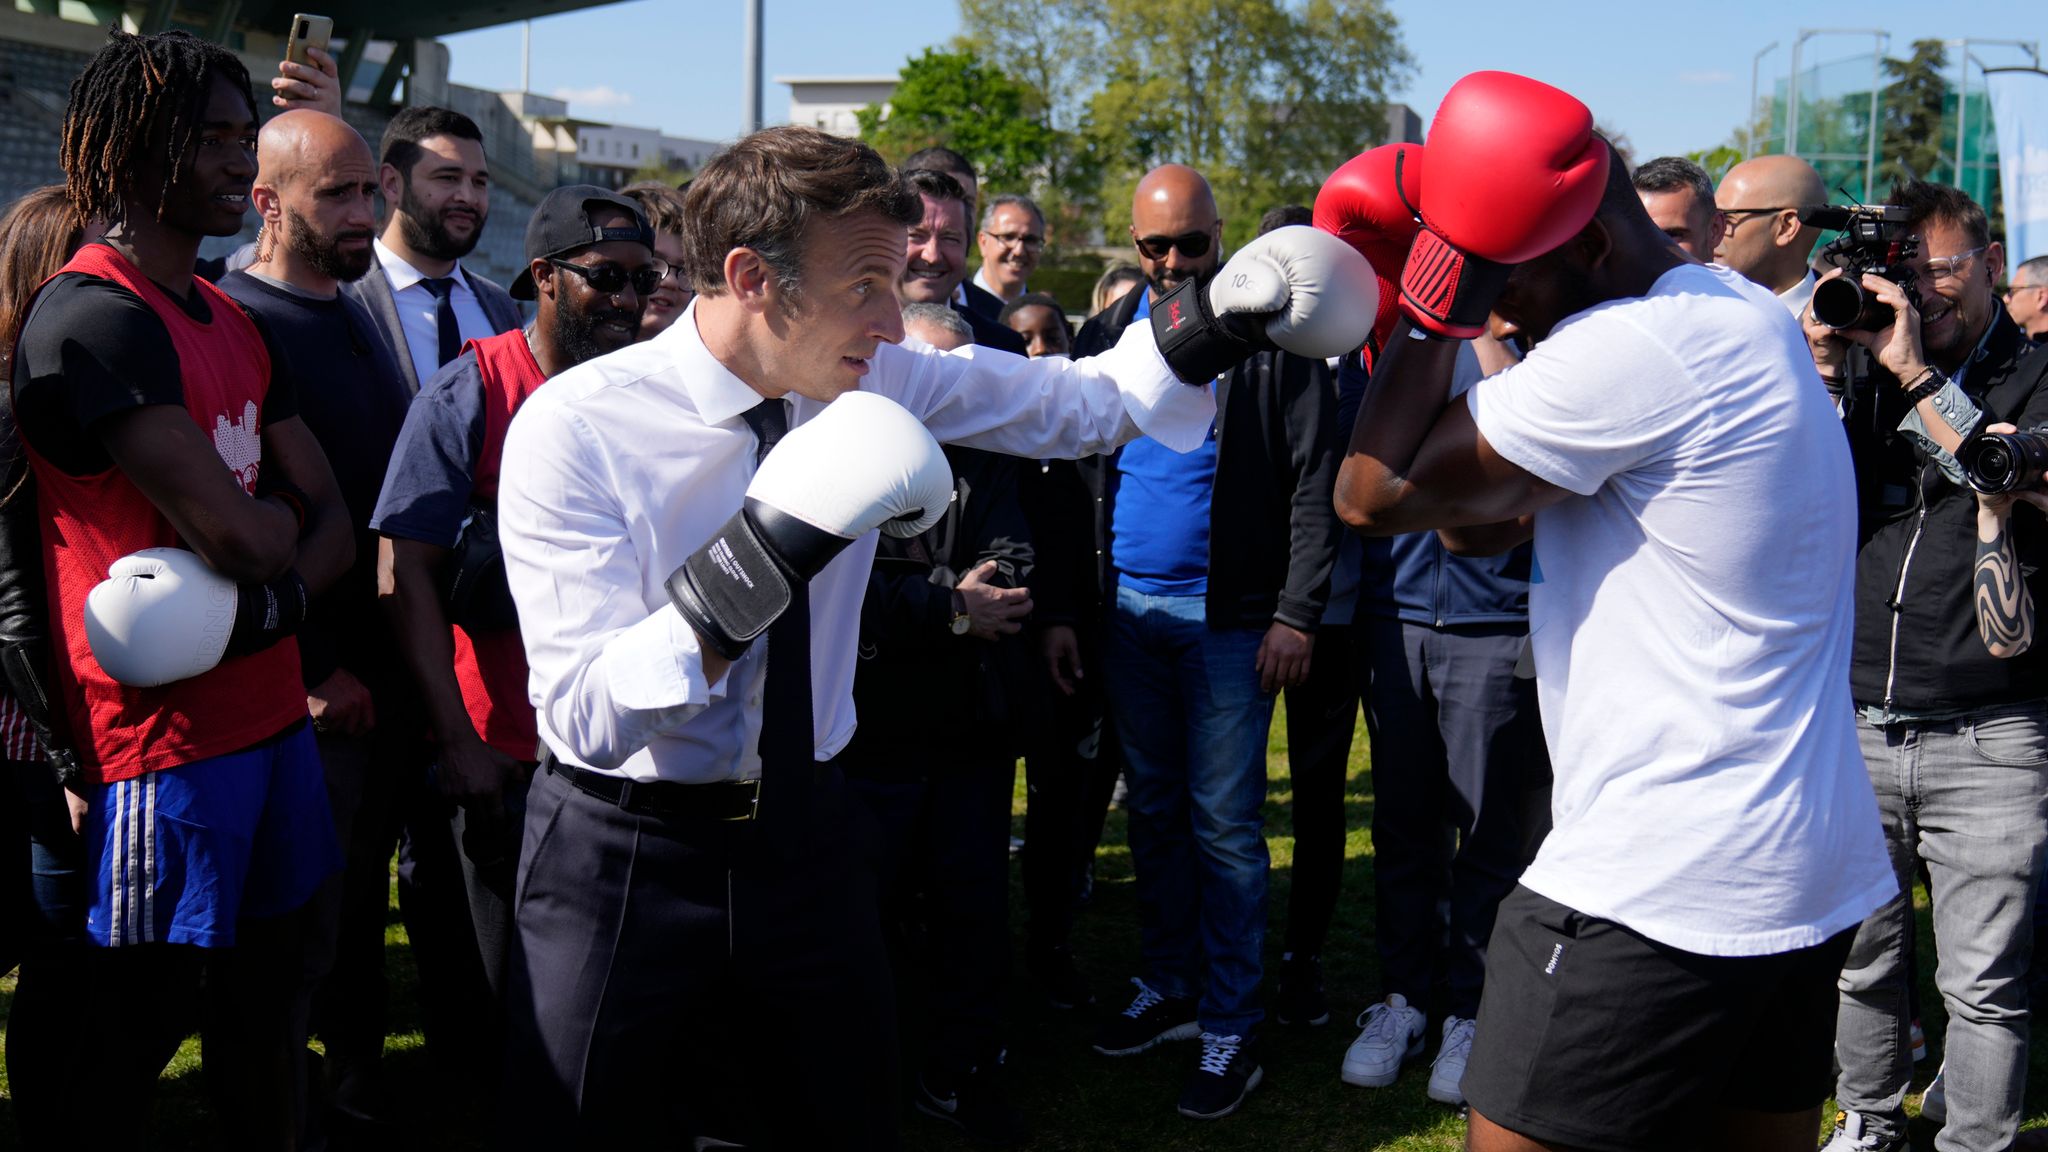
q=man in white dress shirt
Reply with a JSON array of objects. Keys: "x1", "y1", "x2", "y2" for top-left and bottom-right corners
[
  {"x1": 1714, "y1": 154, "x2": 1830, "y2": 319},
  {"x1": 492, "y1": 125, "x2": 1370, "y2": 1148}
]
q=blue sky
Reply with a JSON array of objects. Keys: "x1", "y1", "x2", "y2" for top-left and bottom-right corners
[{"x1": 444, "y1": 0, "x2": 2043, "y2": 160}]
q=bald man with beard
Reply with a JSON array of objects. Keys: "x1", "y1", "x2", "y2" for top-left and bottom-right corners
[
  {"x1": 217, "y1": 110, "x2": 418, "y2": 1138},
  {"x1": 1066, "y1": 163, "x2": 1342, "y2": 1121},
  {"x1": 1715, "y1": 154, "x2": 1831, "y2": 318}
]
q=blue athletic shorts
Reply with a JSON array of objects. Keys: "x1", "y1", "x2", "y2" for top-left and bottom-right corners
[{"x1": 84, "y1": 721, "x2": 340, "y2": 948}]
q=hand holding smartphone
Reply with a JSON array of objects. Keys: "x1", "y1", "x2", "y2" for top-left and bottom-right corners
[{"x1": 273, "y1": 13, "x2": 340, "y2": 115}]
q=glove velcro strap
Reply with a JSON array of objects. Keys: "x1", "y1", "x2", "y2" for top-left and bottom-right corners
[
  {"x1": 225, "y1": 569, "x2": 309, "y2": 658},
  {"x1": 1150, "y1": 276, "x2": 1258, "y2": 384},
  {"x1": 667, "y1": 509, "x2": 793, "y2": 662},
  {"x1": 1400, "y1": 230, "x2": 1513, "y2": 339}
]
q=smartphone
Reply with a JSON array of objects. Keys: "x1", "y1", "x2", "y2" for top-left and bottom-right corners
[{"x1": 284, "y1": 13, "x2": 333, "y2": 67}]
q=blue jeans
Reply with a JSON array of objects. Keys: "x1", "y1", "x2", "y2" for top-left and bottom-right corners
[
  {"x1": 1105, "y1": 585, "x2": 1273, "y2": 1037},
  {"x1": 1836, "y1": 703, "x2": 2048, "y2": 1152}
]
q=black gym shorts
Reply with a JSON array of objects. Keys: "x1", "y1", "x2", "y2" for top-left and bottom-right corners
[{"x1": 1461, "y1": 885, "x2": 1856, "y2": 1152}]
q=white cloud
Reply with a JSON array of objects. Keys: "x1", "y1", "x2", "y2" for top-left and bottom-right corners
[
  {"x1": 1678, "y1": 70, "x2": 1735, "y2": 85},
  {"x1": 553, "y1": 84, "x2": 635, "y2": 109}
]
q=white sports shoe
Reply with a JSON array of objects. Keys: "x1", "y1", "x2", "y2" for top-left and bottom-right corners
[
  {"x1": 1919, "y1": 1061, "x2": 1946, "y2": 1125},
  {"x1": 1340, "y1": 993, "x2": 1426, "y2": 1087},
  {"x1": 1426, "y1": 1016, "x2": 1476, "y2": 1104}
]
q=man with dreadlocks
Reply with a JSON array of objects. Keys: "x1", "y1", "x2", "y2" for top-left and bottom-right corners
[{"x1": 6, "y1": 29, "x2": 354, "y2": 1145}]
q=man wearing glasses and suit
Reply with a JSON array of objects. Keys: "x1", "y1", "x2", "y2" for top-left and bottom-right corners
[{"x1": 1059, "y1": 163, "x2": 1341, "y2": 1120}]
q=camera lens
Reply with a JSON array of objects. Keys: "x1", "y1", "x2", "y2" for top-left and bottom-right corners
[
  {"x1": 1960, "y1": 431, "x2": 2048, "y2": 494},
  {"x1": 1811, "y1": 277, "x2": 1896, "y2": 331}
]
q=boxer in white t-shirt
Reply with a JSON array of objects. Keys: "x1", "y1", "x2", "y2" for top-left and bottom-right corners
[{"x1": 1322, "y1": 72, "x2": 1892, "y2": 1152}]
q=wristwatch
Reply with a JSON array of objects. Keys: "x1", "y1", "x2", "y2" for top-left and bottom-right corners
[{"x1": 950, "y1": 589, "x2": 972, "y2": 635}]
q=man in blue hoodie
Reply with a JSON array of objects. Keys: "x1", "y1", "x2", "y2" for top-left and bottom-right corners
[{"x1": 1333, "y1": 337, "x2": 1552, "y2": 1108}]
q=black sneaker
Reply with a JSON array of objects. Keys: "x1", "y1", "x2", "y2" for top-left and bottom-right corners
[
  {"x1": 1273, "y1": 953, "x2": 1330, "y2": 1026},
  {"x1": 915, "y1": 1062, "x2": 1027, "y2": 1146},
  {"x1": 1178, "y1": 1032, "x2": 1262, "y2": 1120},
  {"x1": 1092, "y1": 977, "x2": 1200, "y2": 1056},
  {"x1": 1028, "y1": 944, "x2": 1095, "y2": 1009}
]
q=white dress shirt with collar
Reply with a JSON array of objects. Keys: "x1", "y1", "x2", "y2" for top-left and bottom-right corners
[
  {"x1": 972, "y1": 266, "x2": 1021, "y2": 301},
  {"x1": 376, "y1": 236, "x2": 497, "y2": 386},
  {"x1": 497, "y1": 306, "x2": 1213, "y2": 784},
  {"x1": 1778, "y1": 269, "x2": 1818, "y2": 320}
]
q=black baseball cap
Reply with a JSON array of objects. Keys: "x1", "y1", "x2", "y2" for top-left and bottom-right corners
[{"x1": 510, "y1": 184, "x2": 656, "y2": 300}]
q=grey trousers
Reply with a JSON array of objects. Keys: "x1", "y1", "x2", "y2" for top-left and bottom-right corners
[{"x1": 1835, "y1": 702, "x2": 2048, "y2": 1152}]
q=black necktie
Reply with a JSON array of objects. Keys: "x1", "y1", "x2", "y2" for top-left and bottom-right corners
[
  {"x1": 741, "y1": 399, "x2": 812, "y2": 829},
  {"x1": 423, "y1": 276, "x2": 461, "y2": 368}
]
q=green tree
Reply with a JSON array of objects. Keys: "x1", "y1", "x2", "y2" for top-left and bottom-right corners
[
  {"x1": 855, "y1": 47, "x2": 1059, "y2": 195},
  {"x1": 1880, "y1": 39, "x2": 1950, "y2": 186},
  {"x1": 961, "y1": 0, "x2": 1410, "y2": 249},
  {"x1": 1686, "y1": 144, "x2": 1744, "y2": 183}
]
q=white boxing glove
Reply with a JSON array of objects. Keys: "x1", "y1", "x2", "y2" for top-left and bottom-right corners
[
  {"x1": 667, "y1": 391, "x2": 954, "y2": 659},
  {"x1": 1148, "y1": 225, "x2": 1378, "y2": 383},
  {"x1": 85, "y1": 547, "x2": 236, "y2": 688},
  {"x1": 1207, "y1": 225, "x2": 1379, "y2": 359}
]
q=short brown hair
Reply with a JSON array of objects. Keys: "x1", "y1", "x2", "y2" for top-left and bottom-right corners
[
  {"x1": 679, "y1": 126, "x2": 919, "y2": 299},
  {"x1": 622, "y1": 180, "x2": 690, "y2": 240}
]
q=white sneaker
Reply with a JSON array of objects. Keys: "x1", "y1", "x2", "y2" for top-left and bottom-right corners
[
  {"x1": 1919, "y1": 1061, "x2": 1946, "y2": 1125},
  {"x1": 1340, "y1": 993, "x2": 1426, "y2": 1087},
  {"x1": 1426, "y1": 1016, "x2": 1475, "y2": 1104},
  {"x1": 1819, "y1": 1111, "x2": 1907, "y2": 1152}
]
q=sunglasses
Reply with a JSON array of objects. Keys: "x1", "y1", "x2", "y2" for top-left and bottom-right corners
[
  {"x1": 548, "y1": 257, "x2": 667, "y2": 297},
  {"x1": 1132, "y1": 230, "x2": 1213, "y2": 261}
]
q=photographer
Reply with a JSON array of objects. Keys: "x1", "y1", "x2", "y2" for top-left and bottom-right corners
[{"x1": 1805, "y1": 181, "x2": 2048, "y2": 1152}]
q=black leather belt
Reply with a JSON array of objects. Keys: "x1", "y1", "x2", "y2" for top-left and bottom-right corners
[{"x1": 543, "y1": 753, "x2": 760, "y2": 821}]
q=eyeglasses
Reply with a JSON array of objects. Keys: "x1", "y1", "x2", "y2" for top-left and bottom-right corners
[
  {"x1": 982, "y1": 229, "x2": 1044, "y2": 252},
  {"x1": 2004, "y1": 282, "x2": 2045, "y2": 299},
  {"x1": 1132, "y1": 230, "x2": 1213, "y2": 261},
  {"x1": 658, "y1": 263, "x2": 690, "y2": 288},
  {"x1": 548, "y1": 256, "x2": 666, "y2": 296},
  {"x1": 1718, "y1": 206, "x2": 1794, "y2": 233},
  {"x1": 1917, "y1": 246, "x2": 1987, "y2": 285}
]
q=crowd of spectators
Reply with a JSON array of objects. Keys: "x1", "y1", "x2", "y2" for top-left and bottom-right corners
[{"x1": 3, "y1": 24, "x2": 2048, "y2": 1152}]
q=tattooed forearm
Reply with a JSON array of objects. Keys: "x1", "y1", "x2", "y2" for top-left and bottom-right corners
[{"x1": 1976, "y1": 515, "x2": 2035, "y2": 658}]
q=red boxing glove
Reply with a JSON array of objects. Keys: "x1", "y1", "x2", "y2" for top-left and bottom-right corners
[
  {"x1": 1401, "y1": 71, "x2": 1609, "y2": 340},
  {"x1": 1314, "y1": 143, "x2": 1422, "y2": 352}
]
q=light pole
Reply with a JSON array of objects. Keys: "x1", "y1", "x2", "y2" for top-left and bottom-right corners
[
  {"x1": 1788, "y1": 28, "x2": 1887, "y2": 200},
  {"x1": 743, "y1": 0, "x2": 764, "y2": 135},
  {"x1": 1750, "y1": 41, "x2": 1779, "y2": 158}
]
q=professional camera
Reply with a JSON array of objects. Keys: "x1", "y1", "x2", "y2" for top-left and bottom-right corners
[
  {"x1": 1805, "y1": 204, "x2": 1919, "y2": 332},
  {"x1": 1960, "y1": 429, "x2": 2048, "y2": 494}
]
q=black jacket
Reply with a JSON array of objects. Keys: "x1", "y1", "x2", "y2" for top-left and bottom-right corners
[
  {"x1": 1846, "y1": 311, "x2": 2048, "y2": 711},
  {"x1": 841, "y1": 446, "x2": 1036, "y2": 771},
  {"x1": 1037, "y1": 283, "x2": 1341, "y2": 632},
  {"x1": 953, "y1": 298, "x2": 1028, "y2": 356}
]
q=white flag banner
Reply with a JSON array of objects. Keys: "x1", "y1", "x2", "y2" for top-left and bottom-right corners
[{"x1": 1987, "y1": 68, "x2": 2048, "y2": 264}]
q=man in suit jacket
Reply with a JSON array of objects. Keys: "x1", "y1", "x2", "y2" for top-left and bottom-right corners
[
  {"x1": 355, "y1": 106, "x2": 523, "y2": 395},
  {"x1": 895, "y1": 168, "x2": 1027, "y2": 357},
  {"x1": 902, "y1": 146, "x2": 1008, "y2": 323}
]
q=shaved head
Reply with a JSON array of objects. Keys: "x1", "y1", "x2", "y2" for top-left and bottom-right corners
[
  {"x1": 252, "y1": 109, "x2": 379, "y2": 287},
  {"x1": 1130, "y1": 164, "x2": 1222, "y2": 298},
  {"x1": 1714, "y1": 155, "x2": 1828, "y2": 293},
  {"x1": 257, "y1": 109, "x2": 374, "y2": 191}
]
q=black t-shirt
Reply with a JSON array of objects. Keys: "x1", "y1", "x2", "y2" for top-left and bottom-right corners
[
  {"x1": 217, "y1": 269, "x2": 413, "y2": 694},
  {"x1": 10, "y1": 266, "x2": 298, "y2": 477}
]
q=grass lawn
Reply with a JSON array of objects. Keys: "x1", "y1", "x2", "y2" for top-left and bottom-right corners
[{"x1": 0, "y1": 699, "x2": 2034, "y2": 1149}]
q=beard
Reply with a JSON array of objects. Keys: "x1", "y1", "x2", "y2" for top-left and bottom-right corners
[
  {"x1": 1146, "y1": 260, "x2": 1214, "y2": 299},
  {"x1": 552, "y1": 299, "x2": 641, "y2": 366},
  {"x1": 396, "y1": 179, "x2": 483, "y2": 261},
  {"x1": 285, "y1": 207, "x2": 375, "y2": 282}
]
